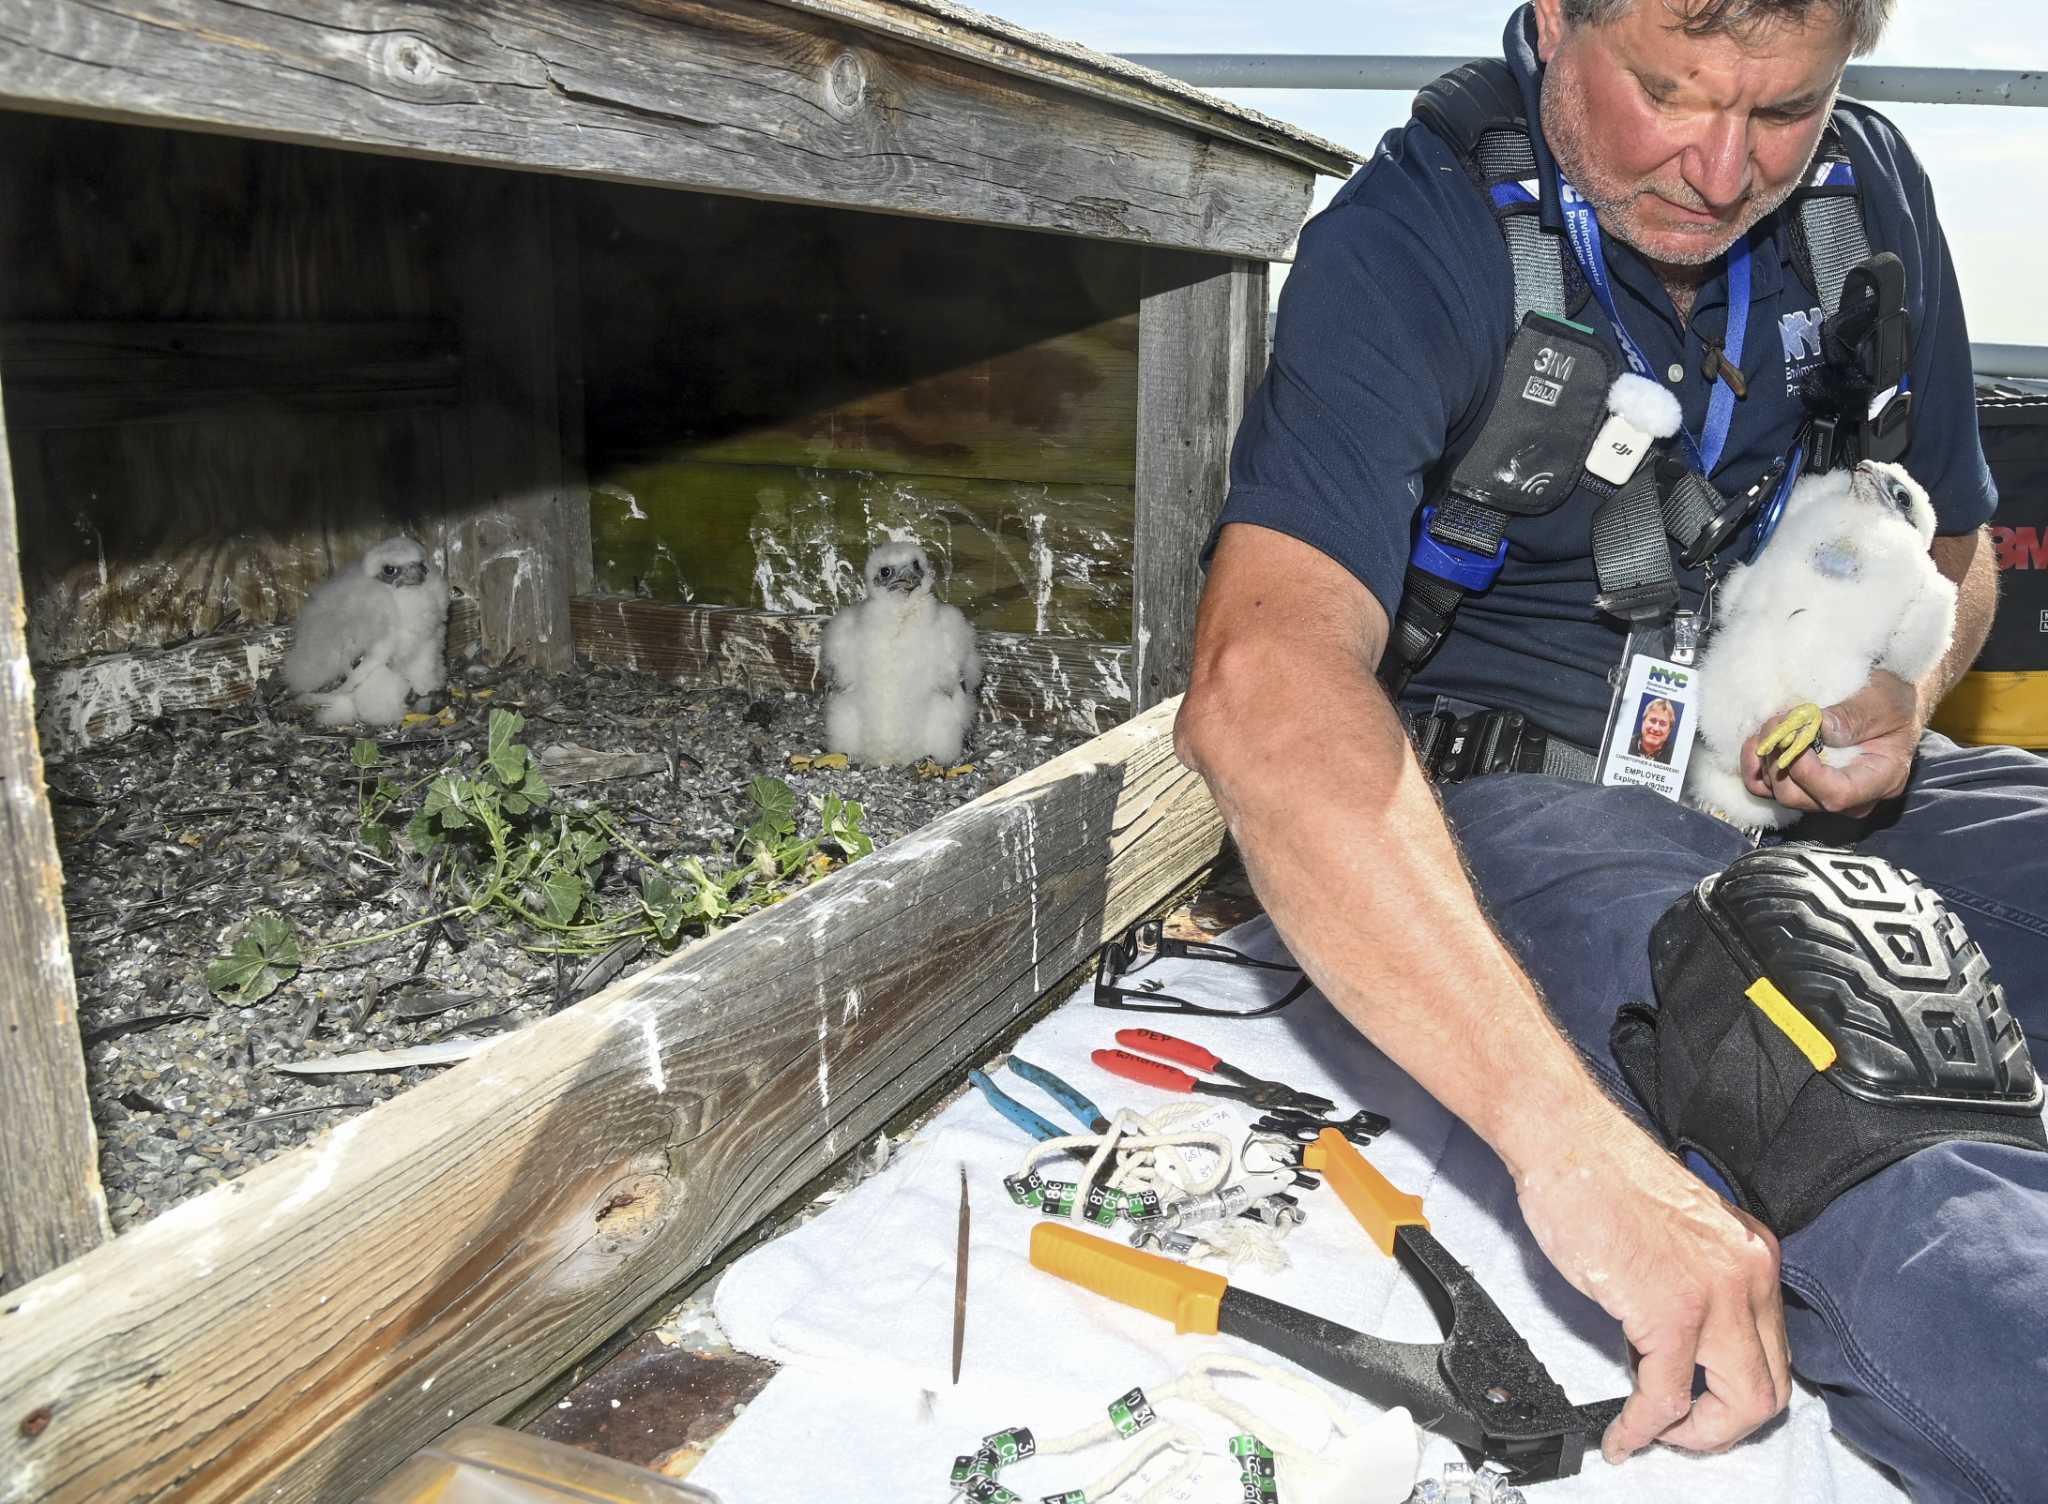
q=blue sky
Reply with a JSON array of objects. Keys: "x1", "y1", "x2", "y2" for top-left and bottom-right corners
[{"x1": 994, "y1": 1, "x2": 2048, "y2": 344}]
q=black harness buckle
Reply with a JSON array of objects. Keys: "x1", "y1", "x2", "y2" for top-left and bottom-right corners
[{"x1": 1411, "y1": 708, "x2": 1551, "y2": 784}]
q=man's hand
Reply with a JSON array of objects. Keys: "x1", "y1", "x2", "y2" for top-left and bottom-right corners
[
  {"x1": 1740, "y1": 669, "x2": 1920, "y2": 817},
  {"x1": 1513, "y1": 1121, "x2": 1791, "y2": 1461}
]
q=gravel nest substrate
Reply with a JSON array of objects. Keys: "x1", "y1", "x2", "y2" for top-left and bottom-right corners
[{"x1": 49, "y1": 657, "x2": 1090, "y2": 1233}]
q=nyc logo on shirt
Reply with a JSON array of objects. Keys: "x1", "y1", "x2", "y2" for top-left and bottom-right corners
[{"x1": 1780, "y1": 305, "x2": 1824, "y2": 393}]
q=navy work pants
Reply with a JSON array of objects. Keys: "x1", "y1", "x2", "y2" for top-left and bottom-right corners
[{"x1": 1440, "y1": 734, "x2": 2048, "y2": 1504}]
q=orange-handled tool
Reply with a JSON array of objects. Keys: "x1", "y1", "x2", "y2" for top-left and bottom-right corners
[
  {"x1": 1030, "y1": 1128, "x2": 1625, "y2": 1484},
  {"x1": 1030, "y1": 1223, "x2": 1226, "y2": 1334},
  {"x1": 1302, "y1": 1127, "x2": 1427, "y2": 1256}
]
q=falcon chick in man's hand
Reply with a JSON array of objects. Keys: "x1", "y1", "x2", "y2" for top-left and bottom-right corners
[
  {"x1": 282, "y1": 536, "x2": 450, "y2": 727},
  {"x1": 1684, "y1": 460, "x2": 1955, "y2": 829},
  {"x1": 822, "y1": 541, "x2": 980, "y2": 766}
]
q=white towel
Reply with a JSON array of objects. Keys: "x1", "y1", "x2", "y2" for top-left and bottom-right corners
[{"x1": 695, "y1": 918, "x2": 1902, "y2": 1504}]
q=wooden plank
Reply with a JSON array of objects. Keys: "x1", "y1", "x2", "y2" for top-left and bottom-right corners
[
  {"x1": 0, "y1": 695, "x2": 1222, "y2": 1503},
  {"x1": 768, "y1": 0, "x2": 1359, "y2": 178},
  {"x1": 1132, "y1": 254, "x2": 1267, "y2": 712},
  {"x1": 444, "y1": 171, "x2": 576, "y2": 672},
  {"x1": 0, "y1": 0, "x2": 1314, "y2": 261},
  {"x1": 571, "y1": 596, "x2": 1132, "y2": 737},
  {"x1": 0, "y1": 365, "x2": 108, "y2": 1293},
  {"x1": 35, "y1": 598, "x2": 484, "y2": 759},
  {"x1": 0, "y1": 321, "x2": 461, "y2": 430}
]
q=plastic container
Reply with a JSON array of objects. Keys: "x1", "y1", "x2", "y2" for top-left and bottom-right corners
[
  {"x1": 1932, "y1": 389, "x2": 2048, "y2": 749},
  {"x1": 361, "y1": 1424, "x2": 721, "y2": 1504}
]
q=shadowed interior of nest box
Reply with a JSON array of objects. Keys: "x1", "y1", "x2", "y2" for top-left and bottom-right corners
[{"x1": 1, "y1": 110, "x2": 1147, "y2": 1232}]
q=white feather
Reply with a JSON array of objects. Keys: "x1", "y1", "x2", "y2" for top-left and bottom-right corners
[
  {"x1": 1684, "y1": 461, "x2": 1955, "y2": 829},
  {"x1": 283, "y1": 537, "x2": 449, "y2": 728},
  {"x1": 822, "y1": 541, "x2": 980, "y2": 766}
]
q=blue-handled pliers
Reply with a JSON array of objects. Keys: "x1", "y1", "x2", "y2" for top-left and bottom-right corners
[{"x1": 969, "y1": 1057, "x2": 1111, "y2": 1141}]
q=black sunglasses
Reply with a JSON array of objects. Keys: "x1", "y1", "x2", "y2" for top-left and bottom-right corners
[{"x1": 1092, "y1": 917, "x2": 1312, "y2": 1018}]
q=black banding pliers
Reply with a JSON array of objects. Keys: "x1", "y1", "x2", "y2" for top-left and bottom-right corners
[{"x1": 1031, "y1": 1129, "x2": 1626, "y2": 1485}]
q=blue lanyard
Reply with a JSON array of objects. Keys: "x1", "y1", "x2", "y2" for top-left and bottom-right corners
[
  {"x1": 1747, "y1": 442, "x2": 1804, "y2": 560},
  {"x1": 1557, "y1": 178, "x2": 1751, "y2": 479}
]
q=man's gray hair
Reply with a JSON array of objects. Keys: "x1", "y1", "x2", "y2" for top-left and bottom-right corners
[{"x1": 1560, "y1": 0, "x2": 1893, "y2": 56}]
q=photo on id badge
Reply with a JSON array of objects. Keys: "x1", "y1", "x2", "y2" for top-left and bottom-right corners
[{"x1": 1630, "y1": 694, "x2": 1682, "y2": 764}]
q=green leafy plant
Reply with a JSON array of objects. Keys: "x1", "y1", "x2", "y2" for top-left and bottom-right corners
[
  {"x1": 352, "y1": 738, "x2": 407, "y2": 858},
  {"x1": 209, "y1": 711, "x2": 874, "y2": 999},
  {"x1": 207, "y1": 913, "x2": 303, "y2": 1004}
]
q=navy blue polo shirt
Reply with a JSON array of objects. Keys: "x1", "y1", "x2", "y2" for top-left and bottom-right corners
[{"x1": 1213, "y1": 4, "x2": 1997, "y2": 752}]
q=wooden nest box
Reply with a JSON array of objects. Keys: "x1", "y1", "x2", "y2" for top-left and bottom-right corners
[{"x1": 0, "y1": 4, "x2": 1351, "y2": 1498}]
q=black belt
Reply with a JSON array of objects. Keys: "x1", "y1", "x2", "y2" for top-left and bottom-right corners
[{"x1": 1403, "y1": 705, "x2": 1599, "y2": 785}]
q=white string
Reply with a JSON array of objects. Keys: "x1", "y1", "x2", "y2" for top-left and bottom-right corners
[{"x1": 1018, "y1": 1105, "x2": 1237, "y2": 1200}]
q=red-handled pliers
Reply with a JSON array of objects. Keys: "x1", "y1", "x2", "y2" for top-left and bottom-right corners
[{"x1": 1092, "y1": 1028, "x2": 1336, "y2": 1114}]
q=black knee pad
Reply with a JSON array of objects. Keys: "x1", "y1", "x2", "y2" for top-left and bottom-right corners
[{"x1": 1611, "y1": 844, "x2": 2046, "y2": 1236}]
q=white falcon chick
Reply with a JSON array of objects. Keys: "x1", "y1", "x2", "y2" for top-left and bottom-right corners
[
  {"x1": 822, "y1": 541, "x2": 981, "y2": 766},
  {"x1": 281, "y1": 536, "x2": 450, "y2": 727},
  {"x1": 1684, "y1": 460, "x2": 1955, "y2": 829}
]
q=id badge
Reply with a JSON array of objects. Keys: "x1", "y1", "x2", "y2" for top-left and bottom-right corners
[{"x1": 1593, "y1": 618, "x2": 1700, "y2": 801}]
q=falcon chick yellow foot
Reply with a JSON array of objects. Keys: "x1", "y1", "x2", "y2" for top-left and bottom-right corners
[{"x1": 1757, "y1": 702, "x2": 1826, "y2": 772}]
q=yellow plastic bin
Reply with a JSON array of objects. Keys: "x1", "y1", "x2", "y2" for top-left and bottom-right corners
[
  {"x1": 1933, "y1": 389, "x2": 2048, "y2": 750},
  {"x1": 363, "y1": 1424, "x2": 720, "y2": 1504}
]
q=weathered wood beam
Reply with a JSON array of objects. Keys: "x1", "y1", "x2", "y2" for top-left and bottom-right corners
[
  {"x1": 0, "y1": 366, "x2": 108, "y2": 1293},
  {"x1": 768, "y1": 0, "x2": 1358, "y2": 179},
  {"x1": 0, "y1": 696, "x2": 1223, "y2": 1503},
  {"x1": 0, "y1": 0, "x2": 1314, "y2": 262},
  {"x1": 0, "y1": 322, "x2": 461, "y2": 430},
  {"x1": 445, "y1": 171, "x2": 578, "y2": 672},
  {"x1": 570, "y1": 596, "x2": 1132, "y2": 737},
  {"x1": 1132, "y1": 253, "x2": 1269, "y2": 711},
  {"x1": 35, "y1": 598, "x2": 485, "y2": 759}
]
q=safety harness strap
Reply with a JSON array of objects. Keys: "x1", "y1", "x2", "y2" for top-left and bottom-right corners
[
  {"x1": 1790, "y1": 145, "x2": 1871, "y2": 319},
  {"x1": 1388, "y1": 62, "x2": 1574, "y2": 697},
  {"x1": 1590, "y1": 466, "x2": 1680, "y2": 622}
]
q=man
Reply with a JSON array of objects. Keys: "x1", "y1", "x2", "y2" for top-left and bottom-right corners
[
  {"x1": 1176, "y1": 1, "x2": 2048, "y2": 1498},
  {"x1": 1630, "y1": 696, "x2": 1680, "y2": 763}
]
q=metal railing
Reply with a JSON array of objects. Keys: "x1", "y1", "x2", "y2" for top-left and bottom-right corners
[
  {"x1": 1121, "y1": 55, "x2": 2048, "y2": 108},
  {"x1": 1124, "y1": 53, "x2": 2048, "y2": 375}
]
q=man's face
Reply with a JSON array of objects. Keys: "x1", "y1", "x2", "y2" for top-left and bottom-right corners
[
  {"x1": 1641, "y1": 701, "x2": 1675, "y2": 752},
  {"x1": 1533, "y1": 0, "x2": 1853, "y2": 266}
]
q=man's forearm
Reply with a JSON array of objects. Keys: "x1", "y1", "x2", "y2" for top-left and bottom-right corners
[
  {"x1": 1921, "y1": 526, "x2": 1997, "y2": 715},
  {"x1": 1181, "y1": 651, "x2": 1622, "y2": 1174}
]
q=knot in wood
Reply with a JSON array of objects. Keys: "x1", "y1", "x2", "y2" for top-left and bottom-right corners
[
  {"x1": 591, "y1": 1170, "x2": 673, "y2": 1250},
  {"x1": 824, "y1": 50, "x2": 868, "y2": 118},
  {"x1": 373, "y1": 31, "x2": 444, "y2": 89}
]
